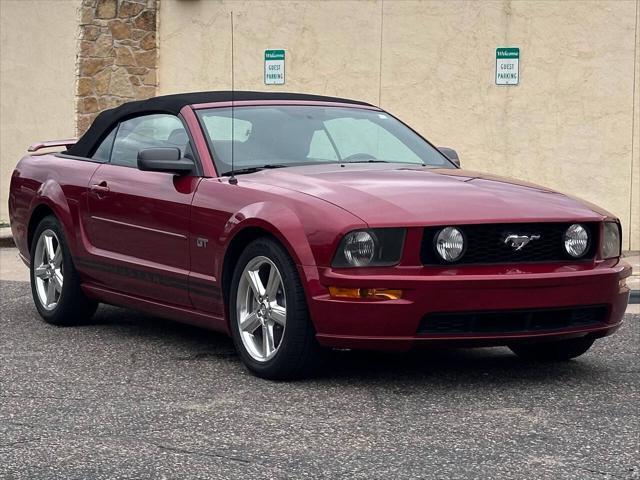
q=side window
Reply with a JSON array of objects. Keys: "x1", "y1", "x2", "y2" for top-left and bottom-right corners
[
  {"x1": 110, "y1": 114, "x2": 190, "y2": 168},
  {"x1": 92, "y1": 128, "x2": 117, "y2": 162}
]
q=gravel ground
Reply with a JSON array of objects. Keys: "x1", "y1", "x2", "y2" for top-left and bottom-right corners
[{"x1": 1, "y1": 279, "x2": 638, "y2": 480}]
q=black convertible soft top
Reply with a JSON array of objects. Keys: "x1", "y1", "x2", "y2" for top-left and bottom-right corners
[{"x1": 67, "y1": 91, "x2": 373, "y2": 158}]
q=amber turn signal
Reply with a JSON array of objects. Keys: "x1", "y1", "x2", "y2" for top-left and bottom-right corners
[{"x1": 329, "y1": 286, "x2": 402, "y2": 300}]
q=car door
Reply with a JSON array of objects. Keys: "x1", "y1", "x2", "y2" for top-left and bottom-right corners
[{"x1": 83, "y1": 114, "x2": 200, "y2": 307}]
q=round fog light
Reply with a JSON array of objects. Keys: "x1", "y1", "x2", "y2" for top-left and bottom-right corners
[
  {"x1": 564, "y1": 224, "x2": 589, "y2": 258},
  {"x1": 435, "y1": 227, "x2": 465, "y2": 262}
]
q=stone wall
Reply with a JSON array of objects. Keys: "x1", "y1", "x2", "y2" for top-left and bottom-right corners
[{"x1": 76, "y1": 0, "x2": 158, "y2": 135}]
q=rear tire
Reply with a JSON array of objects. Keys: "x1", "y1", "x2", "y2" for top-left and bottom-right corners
[
  {"x1": 30, "y1": 215, "x2": 98, "y2": 325},
  {"x1": 229, "y1": 237, "x2": 323, "y2": 380},
  {"x1": 509, "y1": 336, "x2": 595, "y2": 361}
]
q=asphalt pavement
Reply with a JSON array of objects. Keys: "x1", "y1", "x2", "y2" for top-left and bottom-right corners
[{"x1": 1, "y1": 263, "x2": 639, "y2": 479}]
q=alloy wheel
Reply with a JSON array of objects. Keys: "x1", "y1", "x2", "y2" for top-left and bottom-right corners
[
  {"x1": 236, "y1": 256, "x2": 287, "y2": 362},
  {"x1": 33, "y1": 229, "x2": 64, "y2": 311}
]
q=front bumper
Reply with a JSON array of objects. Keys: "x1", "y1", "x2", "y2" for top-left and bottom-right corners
[{"x1": 305, "y1": 260, "x2": 631, "y2": 350}]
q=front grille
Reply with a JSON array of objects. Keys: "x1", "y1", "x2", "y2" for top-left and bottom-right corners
[
  {"x1": 418, "y1": 305, "x2": 608, "y2": 335},
  {"x1": 421, "y1": 222, "x2": 598, "y2": 265}
]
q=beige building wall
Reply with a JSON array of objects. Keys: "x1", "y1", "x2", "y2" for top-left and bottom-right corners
[
  {"x1": 631, "y1": 0, "x2": 640, "y2": 251},
  {"x1": 1, "y1": 1, "x2": 637, "y2": 249},
  {"x1": 0, "y1": 0, "x2": 80, "y2": 223},
  {"x1": 159, "y1": 0, "x2": 639, "y2": 250}
]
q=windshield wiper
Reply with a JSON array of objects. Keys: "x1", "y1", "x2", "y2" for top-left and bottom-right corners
[
  {"x1": 221, "y1": 164, "x2": 289, "y2": 176},
  {"x1": 348, "y1": 159, "x2": 390, "y2": 163},
  {"x1": 348, "y1": 159, "x2": 426, "y2": 166}
]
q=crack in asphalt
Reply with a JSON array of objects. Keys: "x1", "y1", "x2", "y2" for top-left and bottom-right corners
[
  {"x1": 146, "y1": 441, "x2": 253, "y2": 465},
  {"x1": 573, "y1": 465, "x2": 630, "y2": 479},
  {"x1": 0, "y1": 292, "x2": 32, "y2": 309},
  {"x1": 0, "y1": 437, "x2": 41, "y2": 449},
  {"x1": 0, "y1": 394, "x2": 89, "y2": 402},
  {"x1": 172, "y1": 351, "x2": 238, "y2": 361}
]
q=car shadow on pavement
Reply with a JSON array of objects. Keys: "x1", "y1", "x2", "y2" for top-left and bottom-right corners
[
  {"x1": 89, "y1": 303, "x2": 609, "y2": 387},
  {"x1": 2, "y1": 280, "x2": 615, "y2": 387},
  {"x1": 320, "y1": 347, "x2": 602, "y2": 385}
]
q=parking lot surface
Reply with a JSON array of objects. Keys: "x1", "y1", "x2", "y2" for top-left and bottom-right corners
[{"x1": 1, "y1": 274, "x2": 638, "y2": 479}]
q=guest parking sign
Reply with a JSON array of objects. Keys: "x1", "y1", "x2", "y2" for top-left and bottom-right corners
[
  {"x1": 496, "y1": 47, "x2": 519, "y2": 85},
  {"x1": 265, "y1": 49, "x2": 285, "y2": 85}
]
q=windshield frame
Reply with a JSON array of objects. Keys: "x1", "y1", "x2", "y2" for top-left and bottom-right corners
[{"x1": 192, "y1": 101, "x2": 456, "y2": 176}]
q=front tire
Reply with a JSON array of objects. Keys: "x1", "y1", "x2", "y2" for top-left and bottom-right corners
[
  {"x1": 509, "y1": 336, "x2": 595, "y2": 361},
  {"x1": 30, "y1": 215, "x2": 98, "y2": 325},
  {"x1": 229, "y1": 237, "x2": 322, "y2": 380}
]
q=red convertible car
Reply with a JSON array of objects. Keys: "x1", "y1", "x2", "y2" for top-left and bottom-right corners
[{"x1": 9, "y1": 91, "x2": 631, "y2": 379}]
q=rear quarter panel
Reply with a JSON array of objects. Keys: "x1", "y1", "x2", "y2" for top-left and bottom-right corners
[{"x1": 9, "y1": 153, "x2": 101, "y2": 262}]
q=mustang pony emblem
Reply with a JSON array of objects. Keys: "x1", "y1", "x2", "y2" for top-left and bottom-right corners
[{"x1": 503, "y1": 234, "x2": 541, "y2": 251}]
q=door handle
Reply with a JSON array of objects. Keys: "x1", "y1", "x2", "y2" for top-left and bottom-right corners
[{"x1": 90, "y1": 181, "x2": 110, "y2": 196}]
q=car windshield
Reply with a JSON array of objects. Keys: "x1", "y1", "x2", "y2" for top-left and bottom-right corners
[{"x1": 196, "y1": 105, "x2": 454, "y2": 175}]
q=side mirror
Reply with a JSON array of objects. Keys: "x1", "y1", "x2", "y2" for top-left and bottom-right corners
[
  {"x1": 439, "y1": 147, "x2": 460, "y2": 167},
  {"x1": 137, "y1": 148, "x2": 194, "y2": 174}
]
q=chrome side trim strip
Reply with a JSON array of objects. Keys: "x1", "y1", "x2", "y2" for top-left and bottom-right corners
[{"x1": 90, "y1": 216, "x2": 187, "y2": 239}]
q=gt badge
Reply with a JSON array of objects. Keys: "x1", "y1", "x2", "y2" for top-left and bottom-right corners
[{"x1": 196, "y1": 237, "x2": 208, "y2": 248}]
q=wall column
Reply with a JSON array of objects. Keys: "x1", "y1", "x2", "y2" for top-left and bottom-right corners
[{"x1": 75, "y1": 0, "x2": 158, "y2": 136}]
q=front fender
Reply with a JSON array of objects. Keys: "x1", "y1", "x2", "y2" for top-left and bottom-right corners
[
  {"x1": 222, "y1": 201, "x2": 317, "y2": 267},
  {"x1": 219, "y1": 201, "x2": 331, "y2": 324}
]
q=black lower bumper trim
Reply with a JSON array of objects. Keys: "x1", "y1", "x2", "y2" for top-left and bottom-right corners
[{"x1": 418, "y1": 305, "x2": 608, "y2": 335}]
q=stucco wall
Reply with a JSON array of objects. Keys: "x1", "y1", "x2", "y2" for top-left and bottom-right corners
[
  {"x1": 158, "y1": 0, "x2": 383, "y2": 102},
  {"x1": 159, "y1": 0, "x2": 639, "y2": 249},
  {"x1": 1, "y1": 0, "x2": 637, "y2": 249},
  {"x1": 631, "y1": 0, "x2": 640, "y2": 250},
  {"x1": 0, "y1": 0, "x2": 80, "y2": 223}
]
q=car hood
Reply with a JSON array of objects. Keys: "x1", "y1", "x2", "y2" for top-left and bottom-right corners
[{"x1": 241, "y1": 163, "x2": 611, "y2": 226}]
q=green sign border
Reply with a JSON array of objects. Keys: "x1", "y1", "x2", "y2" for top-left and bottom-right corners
[{"x1": 495, "y1": 47, "x2": 519, "y2": 86}]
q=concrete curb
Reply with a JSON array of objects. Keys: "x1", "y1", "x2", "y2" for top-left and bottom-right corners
[
  {"x1": 623, "y1": 252, "x2": 639, "y2": 304},
  {"x1": 0, "y1": 227, "x2": 14, "y2": 248}
]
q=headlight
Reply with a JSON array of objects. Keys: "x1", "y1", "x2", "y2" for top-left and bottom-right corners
[
  {"x1": 602, "y1": 221, "x2": 621, "y2": 259},
  {"x1": 564, "y1": 224, "x2": 589, "y2": 258},
  {"x1": 435, "y1": 226, "x2": 465, "y2": 262},
  {"x1": 332, "y1": 228, "x2": 406, "y2": 267},
  {"x1": 343, "y1": 231, "x2": 376, "y2": 266}
]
